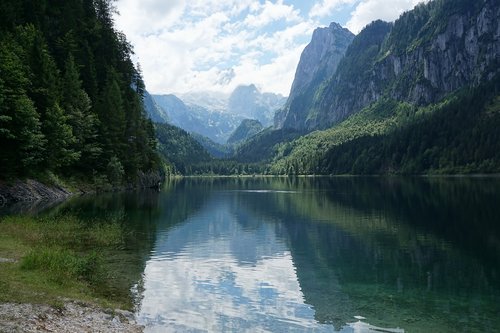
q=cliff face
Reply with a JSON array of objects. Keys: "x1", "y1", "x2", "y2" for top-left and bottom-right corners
[
  {"x1": 274, "y1": 23, "x2": 354, "y2": 129},
  {"x1": 281, "y1": 0, "x2": 500, "y2": 131}
]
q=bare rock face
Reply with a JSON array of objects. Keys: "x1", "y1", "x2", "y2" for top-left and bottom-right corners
[
  {"x1": 278, "y1": 0, "x2": 500, "y2": 131},
  {"x1": 0, "y1": 179, "x2": 72, "y2": 205},
  {"x1": 274, "y1": 22, "x2": 354, "y2": 129},
  {"x1": 289, "y1": 23, "x2": 355, "y2": 101}
]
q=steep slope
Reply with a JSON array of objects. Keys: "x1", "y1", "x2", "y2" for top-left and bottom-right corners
[
  {"x1": 190, "y1": 133, "x2": 233, "y2": 159},
  {"x1": 0, "y1": 0, "x2": 159, "y2": 183},
  {"x1": 152, "y1": 94, "x2": 243, "y2": 144},
  {"x1": 155, "y1": 122, "x2": 212, "y2": 174},
  {"x1": 275, "y1": 22, "x2": 354, "y2": 129},
  {"x1": 301, "y1": 0, "x2": 500, "y2": 130},
  {"x1": 234, "y1": 128, "x2": 302, "y2": 164},
  {"x1": 143, "y1": 90, "x2": 168, "y2": 123},
  {"x1": 270, "y1": 77, "x2": 500, "y2": 175},
  {"x1": 227, "y1": 119, "x2": 264, "y2": 145},
  {"x1": 248, "y1": 0, "x2": 500, "y2": 175}
]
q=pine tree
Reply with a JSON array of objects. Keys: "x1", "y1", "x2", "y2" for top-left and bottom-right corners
[
  {"x1": 43, "y1": 102, "x2": 79, "y2": 170},
  {"x1": 96, "y1": 69, "x2": 126, "y2": 166},
  {"x1": 0, "y1": 38, "x2": 45, "y2": 176},
  {"x1": 61, "y1": 53, "x2": 101, "y2": 170}
]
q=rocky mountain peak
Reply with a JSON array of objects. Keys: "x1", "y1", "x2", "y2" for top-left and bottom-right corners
[
  {"x1": 277, "y1": 0, "x2": 499, "y2": 131},
  {"x1": 275, "y1": 22, "x2": 354, "y2": 129}
]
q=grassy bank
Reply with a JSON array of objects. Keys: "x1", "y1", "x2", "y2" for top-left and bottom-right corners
[{"x1": 0, "y1": 214, "x2": 133, "y2": 310}]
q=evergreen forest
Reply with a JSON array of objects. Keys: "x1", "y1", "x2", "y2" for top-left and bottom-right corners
[{"x1": 0, "y1": 0, "x2": 160, "y2": 185}]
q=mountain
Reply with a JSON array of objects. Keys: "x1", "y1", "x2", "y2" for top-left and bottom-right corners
[
  {"x1": 281, "y1": 0, "x2": 499, "y2": 131},
  {"x1": 229, "y1": 84, "x2": 286, "y2": 126},
  {"x1": 149, "y1": 85, "x2": 285, "y2": 144},
  {"x1": 268, "y1": 0, "x2": 500, "y2": 175},
  {"x1": 155, "y1": 122, "x2": 212, "y2": 174},
  {"x1": 275, "y1": 22, "x2": 354, "y2": 129},
  {"x1": 179, "y1": 91, "x2": 228, "y2": 113},
  {"x1": 227, "y1": 119, "x2": 264, "y2": 145},
  {"x1": 143, "y1": 90, "x2": 168, "y2": 123},
  {"x1": 151, "y1": 94, "x2": 243, "y2": 144},
  {"x1": 142, "y1": 94, "x2": 232, "y2": 160},
  {"x1": 190, "y1": 133, "x2": 234, "y2": 159},
  {"x1": 228, "y1": 0, "x2": 500, "y2": 176}
]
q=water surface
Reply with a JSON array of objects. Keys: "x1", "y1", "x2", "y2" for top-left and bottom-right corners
[{"x1": 21, "y1": 177, "x2": 500, "y2": 332}]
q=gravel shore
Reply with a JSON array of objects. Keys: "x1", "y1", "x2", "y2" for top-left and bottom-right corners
[{"x1": 0, "y1": 301, "x2": 143, "y2": 333}]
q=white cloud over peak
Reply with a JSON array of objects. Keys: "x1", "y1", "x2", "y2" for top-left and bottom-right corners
[
  {"x1": 309, "y1": 0, "x2": 358, "y2": 19},
  {"x1": 346, "y1": 0, "x2": 430, "y2": 33},
  {"x1": 244, "y1": 0, "x2": 302, "y2": 28},
  {"x1": 114, "y1": 0, "x2": 430, "y2": 95}
]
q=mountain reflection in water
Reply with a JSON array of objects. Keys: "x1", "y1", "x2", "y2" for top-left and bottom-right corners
[{"x1": 37, "y1": 177, "x2": 500, "y2": 332}]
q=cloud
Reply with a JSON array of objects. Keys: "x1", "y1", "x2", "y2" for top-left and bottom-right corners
[
  {"x1": 114, "y1": 0, "x2": 431, "y2": 95},
  {"x1": 115, "y1": 0, "x2": 311, "y2": 95},
  {"x1": 346, "y1": 0, "x2": 429, "y2": 33},
  {"x1": 309, "y1": 0, "x2": 358, "y2": 19},
  {"x1": 244, "y1": 0, "x2": 302, "y2": 28},
  {"x1": 137, "y1": 205, "x2": 324, "y2": 332}
]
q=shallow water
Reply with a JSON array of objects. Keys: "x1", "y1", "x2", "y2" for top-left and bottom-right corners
[{"x1": 29, "y1": 177, "x2": 500, "y2": 332}]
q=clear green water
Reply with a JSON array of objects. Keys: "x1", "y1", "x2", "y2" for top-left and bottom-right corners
[{"x1": 18, "y1": 177, "x2": 500, "y2": 332}]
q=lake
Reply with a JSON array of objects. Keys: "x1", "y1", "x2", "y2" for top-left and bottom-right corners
[{"x1": 10, "y1": 177, "x2": 500, "y2": 332}]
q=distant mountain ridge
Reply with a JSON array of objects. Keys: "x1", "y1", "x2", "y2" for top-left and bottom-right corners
[
  {"x1": 229, "y1": 84, "x2": 286, "y2": 126},
  {"x1": 144, "y1": 85, "x2": 285, "y2": 144}
]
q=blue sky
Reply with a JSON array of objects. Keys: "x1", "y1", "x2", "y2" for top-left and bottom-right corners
[{"x1": 114, "y1": 0, "x2": 427, "y2": 96}]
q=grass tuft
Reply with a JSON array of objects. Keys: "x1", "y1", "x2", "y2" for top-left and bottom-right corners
[{"x1": 0, "y1": 213, "x2": 131, "y2": 309}]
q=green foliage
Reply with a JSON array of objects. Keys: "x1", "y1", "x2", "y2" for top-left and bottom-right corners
[
  {"x1": 188, "y1": 160, "x2": 267, "y2": 176},
  {"x1": 190, "y1": 132, "x2": 234, "y2": 159},
  {"x1": 234, "y1": 128, "x2": 303, "y2": 163},
  {"x1": 155, "y1": 122, "x2": 212, "y2": 174},
  {"x1": 21, "y1": 247, "x2": 104, "y2": 285},
  {"x1": 270, "y1": 77, "x2": 500, "y2": 175},
  {"x1": 0, "y1": 0, "x2": 160, "y2": 183},
  {"x1": 106, "y1": 156, "x2": 125, "y2": 186},
  {"x1": 227, "y1": 119, "x2": 264, "y2": 145},
  {"x1": 43, "y1": 103, "x2": 79, "y2": 169},
  {"x1": 0, "y1": 213, "x2": 130, "y2": 308},
  {"x1": 0, "y1": 37, "x2": 45, "y2": 175},
  {"x1": 61, "y1": 54, "x2": 101, "y2": 170}
]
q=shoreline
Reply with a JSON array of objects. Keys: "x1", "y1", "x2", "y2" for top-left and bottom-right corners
[
  {"x1": 0, "y1": 179, "x2": 73, "y2": 207},
  {"x1": 0, "y1": 213, "x2": 144, "y2": 332},
  {"x1": 0, "y1": 300, "x2": 143, "y2": 332}
]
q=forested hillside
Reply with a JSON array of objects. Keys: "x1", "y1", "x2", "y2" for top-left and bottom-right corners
[
  {"x1": 0, "y1": 0, "x2": 160, "y2": 184},
  {"x1": 270, "y1": 78, "x2": 500, "y2": 174},
  {"x1": 155, "y1": 123, "x2": 212, "y2": 174},
  {"x1": 281, "y1": 0, "x2": 499, "y2": 131},
  {"x1": 232, "y1": 0, "x2": 500, "y2": 176}
]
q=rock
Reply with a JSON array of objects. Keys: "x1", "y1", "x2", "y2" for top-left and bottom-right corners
[
  {"x1": 0, "y1": 179, "x2": 72, "y2": 205},
  {"x1": 0, "y1": 258, "x2": 17, "y2": 263},
  {"x1": 275, "y1": 22, "x2": 354, "y2": 129},
  {"x1": 278, "y1": 0, "x2": 500, "y2": 131},
  {"x1": 0, "y1": 301, "x2": 143, "y2": 333}
]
